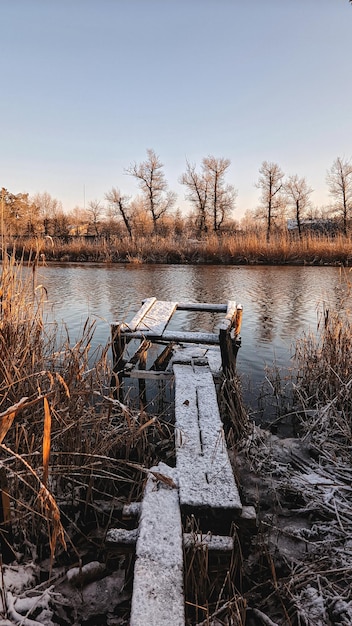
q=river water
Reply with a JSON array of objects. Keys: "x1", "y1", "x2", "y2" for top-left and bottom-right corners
[{"x1": 36, "y1": 263, "x2": 351, "y2": 424}]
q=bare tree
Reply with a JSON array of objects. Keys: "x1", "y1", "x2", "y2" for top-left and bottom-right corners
[
  {"x1": 126, "y1": 149, "x2": 176, "y2": 233},
  {"x1": 31, "y1": 191, "x2": 62, "y2": 235},
  {"x1": 105, "y1": 187, "x2": 133, "y2": 239},
  {"x1": 326, "y1": 156, "x2": 352, "y2": 236},
  {"x1": 87, "y1": 200, "x2": 104, "y2": 236},
  {"x1": 180, "y1": 156, "x2": 236, "y2": 234},
  {"x1": 179, "y1": 160, "x2": 209, "y2": 234},
  {"x1": 203, "y1": 156, "x2": 237, "y2": 232},
  {"x1": 284, "y1": 175, "x2": 313, "y2": 239},
  {"x1": 256, "y1": 161, "x2": 285, "y2": 242}
]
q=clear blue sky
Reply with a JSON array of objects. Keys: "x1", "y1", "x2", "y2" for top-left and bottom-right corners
[{"x1": 1, "y1": 0, "x2": 352, "y2": 219}]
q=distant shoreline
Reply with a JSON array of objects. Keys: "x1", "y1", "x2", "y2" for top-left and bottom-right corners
[{"x1": 2, "y1": 232, "x2": 352, "y2": 267}]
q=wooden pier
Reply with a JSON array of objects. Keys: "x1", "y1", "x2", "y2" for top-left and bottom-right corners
[{"x1": 108, "y1": 298, "x2": 254, "y2": 625}]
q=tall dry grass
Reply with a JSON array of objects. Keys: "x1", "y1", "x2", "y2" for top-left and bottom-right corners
[
  {"x1": 292, "y1": 269, "x2": 352, "y2": 453},
  {"x1": 7, "y1": 231, "x2": 352, "y2": 265},
  {"x1": 0, "y1": 254, "x2": 173, "y2": 564}
]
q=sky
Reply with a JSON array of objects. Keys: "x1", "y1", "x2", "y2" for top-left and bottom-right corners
[{"x1": 1, "y1": 0, "x2": 352, "y2": 220}]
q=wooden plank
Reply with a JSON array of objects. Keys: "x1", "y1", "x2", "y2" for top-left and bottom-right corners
[
  {"x1": 183, "y1": 533, "x2": 234, "y2": 552},
  {"x1": 174, "y1": 364, "x2": 242, "y2": 513},
  {"x1": 119, "y1": 297, "x2": 157, "y2": 332},
  {"x1": 150, "y1": 342, "x2": 174, "y2": 371},
  {"x1": 125, "y1": 339, "x2": 151, "y2": 366},
  {"x1": 130, "y1": 462, "x2": 184, "y2": 626},
  {"x1": 106, "y1": 528, "x2": 234, "y2": 553},
  {"x1": 119, "y1": 330, "x2": 219, "y2": 344},
  {"x1": 129, "y1": 370, "x2": 173, "y2": 381},
  {"x1": 176, "y1": 302, "x2": 227, "y2": 312},
  {"x1": 136, "y1": 300, "x2": 178, "y2": 335},
  {"x1": 170, "y1": 345, "x2": 222, "y2": 375}
]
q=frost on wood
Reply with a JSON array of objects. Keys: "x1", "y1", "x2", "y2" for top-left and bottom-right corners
[
  {"x1": 130, "y1": 462, "x2": 184, "y2": 626},
  {"x1": 128, "y1": 300, "x2": 178, "y2": 335},
  {"x1": 173, "y1": 363, "x2": 242, "y2": 512}
]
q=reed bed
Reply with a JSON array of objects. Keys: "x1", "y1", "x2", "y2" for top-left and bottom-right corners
[
  {"x1": 0, "y1": 254, "x2": 174, "y2": 572},
  {"x1": 6, "y1": 231, "x2": 352, "y2": 266},
  {"x1": 2, "y1": 252, "x2": 352, "y2": 624},
  {"x1": 230, "y1": 271, "x2": 352, "y2": 625}
]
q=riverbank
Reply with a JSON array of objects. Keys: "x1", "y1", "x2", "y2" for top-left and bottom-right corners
[
  {"x1": 4, "y1": 232, "x2": 352, "y2": 266},
  {"x1": 1, "y1": 257, "x2": 351, "y2": 624}
]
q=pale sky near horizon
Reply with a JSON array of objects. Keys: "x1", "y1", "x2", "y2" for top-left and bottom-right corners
[{"x1": 1, "y1": 0, "x2": 352, "y2": 220}]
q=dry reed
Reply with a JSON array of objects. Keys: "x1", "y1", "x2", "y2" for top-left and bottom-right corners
[
  {"x1": 0, "y1": 254, "x2": 173, "y2": 567},
  {"x1": 8, "y1": 231, "x2": 352, "y2": 266}
]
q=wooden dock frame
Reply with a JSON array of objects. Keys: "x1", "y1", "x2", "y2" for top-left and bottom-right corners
[
  {"x1": 108, "y1": 298, "x2": 250, "y2": 625},
  {"x1": 111, "y1": 298, "x2": 243, "y2": 393}
]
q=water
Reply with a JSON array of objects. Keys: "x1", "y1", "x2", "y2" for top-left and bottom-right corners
[{"x1": 36, "y1": 263, "x2": 351, "y2": 423}]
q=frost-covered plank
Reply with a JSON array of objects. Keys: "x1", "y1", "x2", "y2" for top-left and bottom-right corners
[
  {"x1": 176, "y1": 302, "x2": 227, "y2": 312},
  {"x1": 130, "y1": 462, "x2": 184, "y2": 626},
  {"x1": 169, "y1": 345, "x2": 221, "y2": 374},
  {"x1": 123, "y1": 330, "x2": 219, "y2": 344},
  {"x1": 174, "y1": 364, "x2": 242, "y2": 512},
  {"x1": 136, "y1": 300, "x2": 178, "y2": 335},
  {"x1": 184, "y1": 533, "x2": 234, "y2": 551},
  {"x1": 119, "y1": 297, "x2": 157, "y2": 332}
]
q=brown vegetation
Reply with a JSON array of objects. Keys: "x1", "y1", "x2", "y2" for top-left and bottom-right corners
[
  {"x1": 1, "y1": 256, "x2": 352, "y2": 624},
  {"x1": 4, "y1": 230, "x2": 352, "y2": 266}
]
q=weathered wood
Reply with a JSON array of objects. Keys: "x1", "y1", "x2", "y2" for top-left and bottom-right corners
[
  {"x1": 215, "y1": 300, "x2": 236, "y2": 331},
  {"x1": 151, "y1": 342, "x2": 174, "y2": 371},
  {"x1": 105, "y1": 527, "x2": 139, "y2": 553},
  {"x1": 141, "y1": 300, "x2": 228, "y2": 313},
  {"x1": 133, "y1": 300, "x2": 178, "y2": 336},
  {"x1": 176, "y1": 302, "x2": 227, "y2": 312},
  {"x1": 173, "y1": 364, "x2": 242, "y2": 514},
  {"x1": 130, "y1": 462, "x2": 184, "y2": 626},
  {"x1": 234, "y1": 304, "x2": 243, "y2": 336},
  {"x1": 119, "y1": 330, "x2": 220, "y2": 344},
  {"x1": 126, "y1": 339, "x2": 151, "y2": 367},
  {"x1": 119, "y1": 297, "x2": 157, "y2": 332},
  {"x1": 106, "y1": 526, "x2": 234, "y2": 553},
  {"x1": 129, "y1": 370, "x2": 173, "y2": 381},
  {"x1": 183, "y1": 533, "x2": 234, "y2": 552}
]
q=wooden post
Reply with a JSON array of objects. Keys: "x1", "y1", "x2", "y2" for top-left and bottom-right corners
[
  {"x1": 137, "y1": 341, "x2": 148, "y2": 408},
  {"x1": 151, "y1": 342, "x2": 174, "y2": 371},
  {"x1": 218, "y1": 303, "x2": 243, "y2": 375},
  {"x1": 111, "y1": 323, "x2": 128, "y2": 398}
]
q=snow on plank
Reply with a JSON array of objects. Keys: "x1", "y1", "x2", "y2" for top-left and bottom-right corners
[
  {"x1": 130, "y1": 462, "x2": 184, "y2": 626},
  {"x1": 135, "y1": 300, "x2": 178, "y2": 336},
  {"x1": 119, "y1": 297, "x2": 157, "y2": 332},
  {"x1": 122, "y1": 330, "x2": 219, "y2": 344},
  {"x1": 174, "y1": 364, "x2": 242, "y2": 513}
]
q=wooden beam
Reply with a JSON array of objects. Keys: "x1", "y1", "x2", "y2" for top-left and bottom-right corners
[
  {"x1": 173, "y1": 364, "x2": 242, "y2": 515},
  {"x1": 130, "y1": 462, "x2": 184, "y2": 626},
  {"x1": 176, "y1": 302, "x2": 227, "y2": 312},
  {"x1": 129, "y1": 370, "x2": 173, "y2": 381},
  {"x1": 118, "y1": 330, "x2": 219, "y2": 344},
  {"x1": 119, "y1": 297, "x2": 157, "y2": 332},
  {"x1": 135, "y1": 300, "x2": 178, "y2": 335},
  {"x1": 151, "y1": 342, "x2": 174, "y2": 371}
]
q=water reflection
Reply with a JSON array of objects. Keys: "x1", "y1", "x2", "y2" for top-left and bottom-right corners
[{"x1": 36, "y1": 263, "x2": 351, "y2": 420}]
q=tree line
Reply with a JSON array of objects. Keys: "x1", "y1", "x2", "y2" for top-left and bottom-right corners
[{"x1": 1, "y1": 151, "x2": 352, "y2": 240}]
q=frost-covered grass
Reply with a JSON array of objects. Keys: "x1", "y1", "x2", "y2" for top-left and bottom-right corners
[{"x1": 230, "y1": 273, "x2": 352, "y2": 625}]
